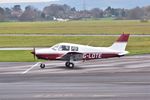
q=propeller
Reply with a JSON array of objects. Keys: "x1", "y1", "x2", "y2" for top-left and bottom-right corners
[
  {"x1": 31, "y1": 47, "x2": 36, "y2": 60},
  {"x1": 33, "y1": 48, "x2": 36, "y2": 60}
]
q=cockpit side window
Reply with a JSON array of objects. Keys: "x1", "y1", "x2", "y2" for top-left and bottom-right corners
[
  {"x1": 71, "y1": 46, "x2": 78, "y2": 51},
  {"x1": 59, "y1": 45, "x2": 70, "y2": 51}
]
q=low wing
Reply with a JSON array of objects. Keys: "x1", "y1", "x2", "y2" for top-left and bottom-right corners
[{"x1": 57, "y1": 52, "x2": 83, "y2": 61}]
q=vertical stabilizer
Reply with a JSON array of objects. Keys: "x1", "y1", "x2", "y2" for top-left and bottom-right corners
[{"x1": 109, "y1": 34, "x2": 130, "y2": 52}]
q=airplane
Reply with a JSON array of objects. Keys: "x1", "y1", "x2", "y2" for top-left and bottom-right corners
[
  {"x1": 31, "y1": 34, "x2": 130, "y2": 69},
  {"x1": 53, "y1": 17, "x2": 69, "y2": 22}
]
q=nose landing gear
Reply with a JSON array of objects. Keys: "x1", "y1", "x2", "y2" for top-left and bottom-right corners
[{"x1": 40, "y1": 63, "x2": 46, "y2": 69}]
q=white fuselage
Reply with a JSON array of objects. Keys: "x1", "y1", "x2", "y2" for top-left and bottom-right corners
[{"x1": 34, "y1": 43, "x2": 123, "y2": 60}]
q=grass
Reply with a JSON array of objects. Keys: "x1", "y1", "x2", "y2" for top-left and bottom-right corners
[
  {"x1": 0, "y1": 36, "x2": 150, "y2": 61},
  {"x1": 0, "y1": 20, "x2": 150, "y2": 34},
  {"x1": 0, "y1": 50, "x2": 34, "y2": 62},
  {"x1": 0, "y1": 20, "x2": 149, "y2": 62},
  {"x1": 0, "y1": 36, "x2": 116, "y2": 47},
  {"x1": 128, "y1": 37, "x2": 150, "y2": 54}
]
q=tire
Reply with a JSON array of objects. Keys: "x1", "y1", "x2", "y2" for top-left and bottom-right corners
[
  {"x1": 40, "y1": 64, "x2": 45, "y2": 69},
  {"x1": 69, "y1": 63, "x2": 74, "y2": 69},
  {"x1": 65, "y1": 62, "x2": 70, "y2": 67},
  {"x1": 65, "y1": 62, "x2": 74, "y2": 69}
]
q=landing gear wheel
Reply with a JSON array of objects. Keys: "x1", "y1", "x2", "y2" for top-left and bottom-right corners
[
  {"x1": 40, "y1": 63, "x2": 45, "y2": 69},
  {"x1": 65, "y1": 62, "x2": 74, "y2": 69},
  {"x1": 65, "y1": 62, "x2": 70, "y2": 67}
]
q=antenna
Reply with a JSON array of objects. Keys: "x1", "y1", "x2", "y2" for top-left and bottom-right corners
[
  {"x1": 87, "y1": 40, "x2": 93, "y2": 46},
  {"x1": 83, "y1": 0, "x2": 86, "y2": 11}
]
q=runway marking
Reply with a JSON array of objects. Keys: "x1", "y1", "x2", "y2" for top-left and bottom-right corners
[
  {"x1": 125, "y1": 64, "x2": 150, "y2": 69},
  {"x1": 21, "y1": 62, "x2": 66, "y2": 74},
  {"x1": 34, "y1": 93, "x2": 116, "y2": 98},
  {"x1": 114, "y1": 82, "x2": 150, "y2": 84},
  {"x1": 22, "y1": 62, "x2": 41, "y2": 74},
  {"x1": 80, "y1": 64, "x2": 116, "y2": 67}
]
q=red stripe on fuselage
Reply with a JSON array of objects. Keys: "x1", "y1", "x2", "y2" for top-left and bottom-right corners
[
  {"x1": 83, "y1": 53, "x2": 120, "y2": 60},
  {"x1": 36, "y1": 54, "x2": 64, "y2": 60},
  {"x1": 36, "y1": 53, "x2": 120, "y2": 61},
  {"x1": 101, "y1": 53, "x2": 120, "y2": 58}
]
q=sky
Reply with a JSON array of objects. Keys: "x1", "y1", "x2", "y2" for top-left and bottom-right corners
[
  {"x1": 0, "y1": 0, "x2": 57, "y2": 3},
  {"x1": 0, "y1": 0, "x2": 150, "y2": 10}
]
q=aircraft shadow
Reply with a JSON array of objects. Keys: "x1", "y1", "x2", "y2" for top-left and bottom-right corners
[
  {"x1": 43, "y1": 65, "x2": 112, "y2": 70},
  {"x1": 44, "y1": 66, "x2": 85, "y2": 70}
]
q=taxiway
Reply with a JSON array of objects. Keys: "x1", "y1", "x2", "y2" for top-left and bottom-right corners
[{"x1": 0, "y1": 55, "x2": 150, "y2": 100}]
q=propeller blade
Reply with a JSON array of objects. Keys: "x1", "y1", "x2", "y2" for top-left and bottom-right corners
[
  {"x1": 31, "y1": 48, "x2": 36, "y2": 60},
  {"x1": 34, "y1": 48, "x2": 35, "y2": 60}
]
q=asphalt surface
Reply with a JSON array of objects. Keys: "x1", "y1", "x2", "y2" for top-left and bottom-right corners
[{"x1": 0, "y1": 55, "x2": 150, "y2": 100}]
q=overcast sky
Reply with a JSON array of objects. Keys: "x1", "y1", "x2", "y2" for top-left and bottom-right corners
[
  {"x1": 0, "y1": 0, "x2": 150, "y2": 10},
  {"x1": 0, "y1": 0, "x2": 57, "y2": 3}
]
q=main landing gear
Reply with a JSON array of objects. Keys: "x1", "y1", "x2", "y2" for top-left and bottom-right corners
[{"x1": 65, "y1": 62, "x2": 75, "y2": 69}]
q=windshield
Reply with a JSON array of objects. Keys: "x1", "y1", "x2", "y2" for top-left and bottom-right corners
[{"x1": 51, "y1": 45, "x2": 59, "y2": 51}]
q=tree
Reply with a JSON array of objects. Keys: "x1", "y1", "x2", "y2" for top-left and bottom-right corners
[
  {"x1": 127, "y1": 7, "x2": 145, "y2": 19},
  {"x1": 43, "y1": 4, "x2": 74, "y2": 19},
  {"x1": 104, "y1": 6, "x2": 112, "y2": 17},
  {"x1": 90, "y1": 8, "x2": 103, "y2": 18},
  {"x1": 19, "y1": 6, "x2": 39, "y2": 21},
  {"x1": 143, "y1": 6, "x2": 150, "y2": 19},
  {"x1": 11, "y1": 5, "x2": 23, "y2": 20},
  {"x1": 5, "y1": 8, "x2": 12, "y2": 20}
]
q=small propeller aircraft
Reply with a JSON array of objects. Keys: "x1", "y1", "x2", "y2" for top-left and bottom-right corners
[{"x1": 31, "y1": 34, "x2": 130, "y2": 69}]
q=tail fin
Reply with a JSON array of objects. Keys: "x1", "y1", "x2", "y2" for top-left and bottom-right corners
[{"x1": 109, "y1": 34, "x2": 130, "y2": 52}]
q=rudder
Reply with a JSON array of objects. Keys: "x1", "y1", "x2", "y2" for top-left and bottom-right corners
[{"x1": 109, "y1": 34, "x2": 130, "y2": 52}]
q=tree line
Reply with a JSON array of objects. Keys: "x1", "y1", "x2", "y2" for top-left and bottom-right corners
[{"x1": 0, "y1": 4, "x2": 150, "y2": 21}]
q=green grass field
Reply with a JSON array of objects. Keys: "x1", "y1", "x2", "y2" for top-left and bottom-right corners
[
  {"x1": 0, "y1": 50, "x2": 34, "y2": 62},
  {"x1": 0, "y1": 20, "x2": 150, "y2": 61},
  {"x1": 0, "y1": 20, "x2": 150, "y2": 34},
  {"x1": 0, "y1": 36, "x2": 117, "y2": 47},
  {"x1": 0, "y1": 36, "x2": 150, "y2": 62}
]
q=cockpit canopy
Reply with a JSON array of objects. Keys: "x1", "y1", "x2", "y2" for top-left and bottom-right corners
[
  {"x1": 59, "y1": 45, "x2": 70, "y2": 51},
  {"x1": 51, "y1": 43, "x2": 78, "y2": 51}
]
